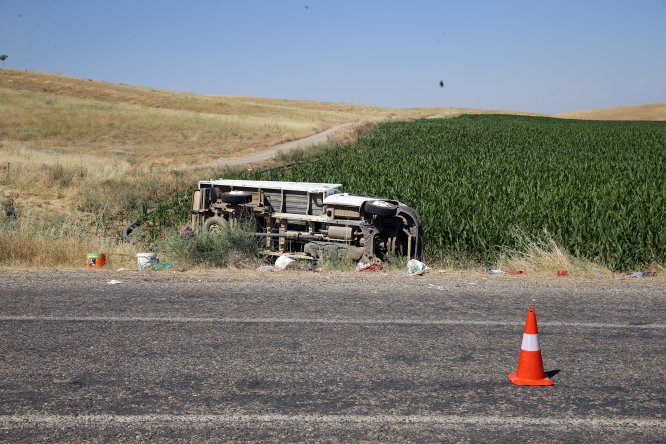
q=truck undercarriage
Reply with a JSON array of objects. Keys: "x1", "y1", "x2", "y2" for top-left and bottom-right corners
[{"x1": 191, "y1": 180, "x2": 423, "y2": 263}]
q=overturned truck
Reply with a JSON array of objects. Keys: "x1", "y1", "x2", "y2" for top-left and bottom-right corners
[{"x1": 191, "y1": 180, "x2": 423, "y2": 263}]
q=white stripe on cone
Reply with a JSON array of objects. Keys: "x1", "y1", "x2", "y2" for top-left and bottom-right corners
[{"x1": 521, "y1": 333, "x2": 540, "y2": 351}]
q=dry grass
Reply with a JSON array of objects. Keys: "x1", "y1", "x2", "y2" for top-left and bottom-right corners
[
  {"x1": 0, "y1": 88, "x2": 329, "y2": 166},
  {"x1": 555, "y1": 103, "x2": 666, "y2": 121},
  {"x1": 0, "y1": 146, "x2": 206, "y2": 225},
  {"x1": 0, "y1": 214, "x2": 138, "y2": 268},
  {"x1": 496, "y1": 230, "x2": 613, "y2": 277}
]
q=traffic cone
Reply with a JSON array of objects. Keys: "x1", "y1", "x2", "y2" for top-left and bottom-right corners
[{"x1": 509, "y1": 306, "x2": 554, "y2": 386}]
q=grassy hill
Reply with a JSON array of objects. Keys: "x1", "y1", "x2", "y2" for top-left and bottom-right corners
[{"x1": 0, "y1": 68, "x2": 387, "y2": 166}]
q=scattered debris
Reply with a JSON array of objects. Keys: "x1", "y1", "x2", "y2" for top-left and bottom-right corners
[
  {"x1": 427, "y1": 283, "x2": 444, "y2": 291},
  {"x1": 136, "y1": 252, "x2": 158, "y2": 271},
  {"x1": 151, "y1": 263, "x2": 173, "y2": 270},
  {"x1": 107, "y1": 280, "x2": 122, "y2": 285},
  {"x1": 274, "y1": 255, "x2": 298, "y2": 270},
  {"x1": 86, "y1": 253, "x2": 106, "y2": 269},
  {"x1": 179, "y1": 225, "x2": 195, "y2": 238},
  {"x1": 406, "y1": 259, "x2": 430, "y2": 276},
  {"x1": 116, "y1": 268, "x2": 128, "y2": 272},
  {"x1": 557, "y1": 269, "x2": 568, "y2": 277},
  {"x1": 486, "y1": 267, "x2": 526, "y2": 275},
  {"x1": 257, "y1": 265, "x2": 277, "y2": 272},
  {"x1": 628, "y1": 271, "x2": 656, "y2": 278},
  {"x1": 359, "y1": 263, "x2": 383, "y2": 272},
  {"x1": 5, "y1": 198, "x2": 16, "y2": 221}
]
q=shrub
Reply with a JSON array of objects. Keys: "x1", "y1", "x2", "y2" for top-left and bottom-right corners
[{"x1": 162, "y1": 221, "x2": 261, "y2": 267}]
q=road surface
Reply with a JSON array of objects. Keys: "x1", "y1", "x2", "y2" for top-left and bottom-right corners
[{"x1": 1, "y1": 270, "x2": 664, "y2": 442}]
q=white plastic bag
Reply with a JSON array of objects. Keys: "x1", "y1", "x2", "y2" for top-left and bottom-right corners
[
  {"x1": 406, "y1": 259, "x2": 430, "y2": 276},
  {"x1": 274, "y1": 255, "x2": 297, "y2": 270}
]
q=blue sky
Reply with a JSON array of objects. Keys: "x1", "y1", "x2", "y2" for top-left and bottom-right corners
[{"x1": 1, "y1": 0, "x2": 665, "y2": 114}]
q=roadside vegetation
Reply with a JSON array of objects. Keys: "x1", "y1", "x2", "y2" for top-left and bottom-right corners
[
  {"x1": 161, "y1": 222, "x2": 262, "y2": 268},
  {"x1": 1, "y1": 69, "x2": 664, "y2": 272}
]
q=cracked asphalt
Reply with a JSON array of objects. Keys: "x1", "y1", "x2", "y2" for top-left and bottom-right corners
[{"x1": 0, "y1": 269, "x2": 664, "y2": 442}]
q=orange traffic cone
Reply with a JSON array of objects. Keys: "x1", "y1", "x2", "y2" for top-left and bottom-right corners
[{"x1": 509, "y1": 306, "x2": 554, "y2": 386}]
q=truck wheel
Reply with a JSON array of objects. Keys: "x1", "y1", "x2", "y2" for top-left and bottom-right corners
[
  {"x1": 204, "y1": 216, "x2": 228, "y2": 233},
  {"x1": 364, "y1": 200, "x2": 398, "y2": 217},
  {"x1": 221, "y1": 191, "x2": 252, "y2": 205}
]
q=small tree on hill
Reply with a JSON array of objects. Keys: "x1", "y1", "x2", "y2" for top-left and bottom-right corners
[{"x1": 0, "y1": 55, "x2": 7, "y2": 67}]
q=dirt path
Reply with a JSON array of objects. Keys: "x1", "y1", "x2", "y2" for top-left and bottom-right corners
[{"x1": 180, "y1": 122, "x2": 355, "y2": 171}]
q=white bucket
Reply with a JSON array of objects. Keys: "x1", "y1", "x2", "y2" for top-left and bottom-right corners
[{"x1": 136, "y1": 252, "x2": 158, "y2": 270}]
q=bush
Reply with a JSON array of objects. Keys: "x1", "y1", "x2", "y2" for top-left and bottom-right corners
[{"x1": 162, "y1": 221, "x2": 261, "y2": 267}]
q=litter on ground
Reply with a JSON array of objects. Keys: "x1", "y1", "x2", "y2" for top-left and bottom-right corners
[
  {"x1": 274, "y1": 256, "x2": 298, "y2": 270},
  {"x1": 628, "y1": 271, "x2": 656, "y2": 278},
  {"x1": 359, "y1": 263, "x2": 383, "y2": 272},
  {"x1": 406, "y1": 259, "x2": 430, "y2": 276}
]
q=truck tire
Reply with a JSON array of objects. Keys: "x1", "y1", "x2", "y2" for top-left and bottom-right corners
[
  {"x1": 221, "y1": 191, "x2": 252, "y2": 205},
  {"x1": 364, "y1": 200, "x2": 398, "y2": 217},
  {"x1": 204, "y1": 216, "x2": 228, "y2": 233}
]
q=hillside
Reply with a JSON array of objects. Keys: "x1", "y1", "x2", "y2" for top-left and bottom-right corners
[
  {"x1": 555, "y1": 103, "x2": 666, "y2": 121},
  {"x1": 0, "y1": 69, "x2": 543, "y2": 166},
  {"x1": 0, "y1": 68, "x2": 388, "y2": 166}
]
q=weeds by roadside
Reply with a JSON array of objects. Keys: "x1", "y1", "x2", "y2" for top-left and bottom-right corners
[
  {"x1": 160, "y1": 221, "x2": 262, "y2": 268},
  {"x1": 0, "y1": 214, "x2": 136, "y2": 268},
  {"x1": 496, "y1": 229, "x2": 612, "y2": 277}
]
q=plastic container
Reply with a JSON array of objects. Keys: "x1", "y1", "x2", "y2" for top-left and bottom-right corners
[
  {"x1": 86, "y1": 253, "x2": 106, "y2": 269},
  {"x1": 136, "y1": 252, "x2": 158, "y2": 270}
]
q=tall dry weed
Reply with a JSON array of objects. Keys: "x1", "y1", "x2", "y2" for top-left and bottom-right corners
[
  {"x1": 497, "y1": 229, "x2": 611, "y2": 276},
  {"x1": 0, "y1": 215, "x2": 136, "y2": 268}
]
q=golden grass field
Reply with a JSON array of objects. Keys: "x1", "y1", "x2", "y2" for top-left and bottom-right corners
[
  {"x1": 555, "y1": 102, "x2": 666, "y2": 121},
  {"x1": 1, "y1": 68, "x2": 664, "y2": 268}
]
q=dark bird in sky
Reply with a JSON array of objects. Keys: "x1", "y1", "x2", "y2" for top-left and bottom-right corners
[{"x1": 439, "y1": 81, "x2": 444, "y2": 87}]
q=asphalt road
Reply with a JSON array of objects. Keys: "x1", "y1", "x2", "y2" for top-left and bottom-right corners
[{"x1": 1, "y1": 270, "x2": 664, "y2": 442}]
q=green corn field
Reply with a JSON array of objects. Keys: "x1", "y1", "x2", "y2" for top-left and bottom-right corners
[{"x1": 236, "y1": 115, "x2": 666, "y2": 270}]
